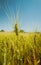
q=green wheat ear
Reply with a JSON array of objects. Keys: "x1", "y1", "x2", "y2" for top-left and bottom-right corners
[{"x1": 12, "y1": 9, "x2": 19, "y2": 29}]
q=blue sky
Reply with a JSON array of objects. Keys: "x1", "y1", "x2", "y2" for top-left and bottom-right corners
[{"x1": 0, "y1": 0, "x2": 41, "y2": 32}]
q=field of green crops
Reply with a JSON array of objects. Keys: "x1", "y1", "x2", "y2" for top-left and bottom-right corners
[{"x1": 0, "y1": 32, "x2": 41, "y2": 65}]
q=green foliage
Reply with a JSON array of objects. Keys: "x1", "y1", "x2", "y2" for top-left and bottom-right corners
[
  {"x1": 19, "y1": 30, "x2": 24, "y2": 33},
  {"x1": 0, "y1": 30, "x2": 5, "y2": 32}
]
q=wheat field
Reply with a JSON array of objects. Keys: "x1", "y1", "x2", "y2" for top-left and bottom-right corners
[{"x1": 0, "y1": 32, "x2": 41, "y2": 65}]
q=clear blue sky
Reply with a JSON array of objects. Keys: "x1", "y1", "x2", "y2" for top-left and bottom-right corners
[{"x1": 0, "y1": 0, "x2": 41, "y2": 32}]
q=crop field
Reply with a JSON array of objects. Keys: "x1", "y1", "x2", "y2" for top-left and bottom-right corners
[{"x1": 0, "y1": 32, "x2": 41, "y2": 65}]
